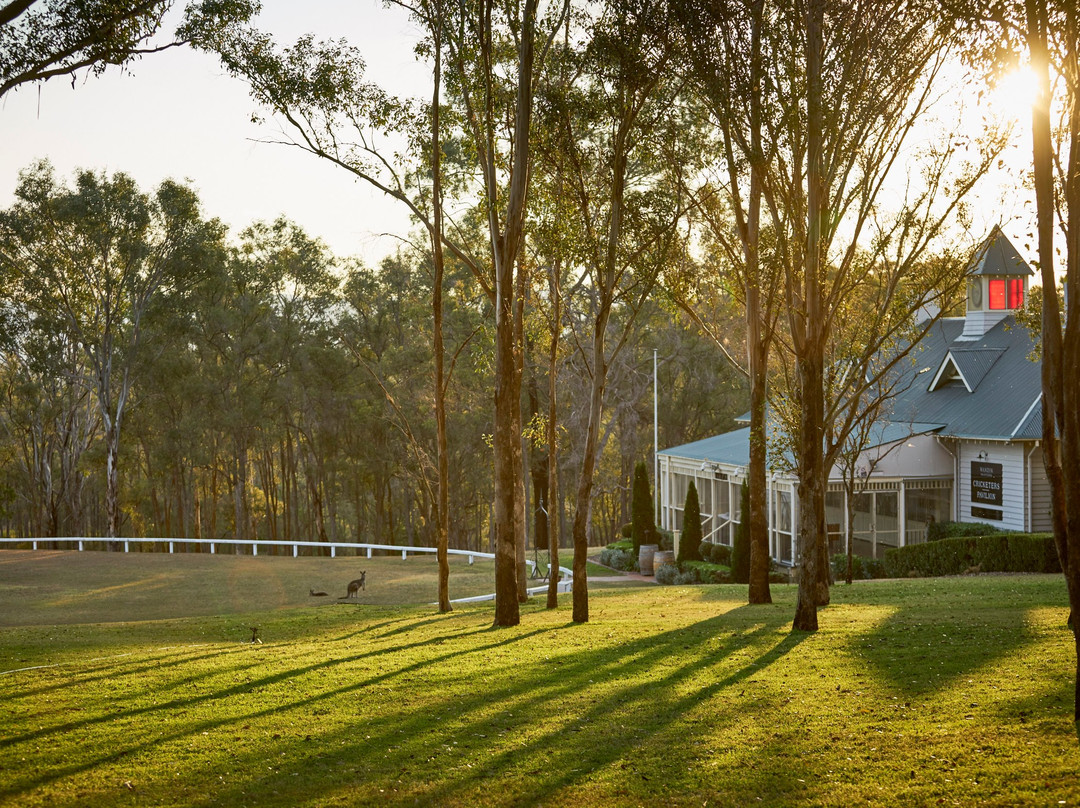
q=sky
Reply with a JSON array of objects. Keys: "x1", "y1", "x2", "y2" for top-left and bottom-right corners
[
  {"x1": 0, "y1": 1, "x2": 431, "y2": 267},
  {"x1": 0, "y1": 3, "x2": 1043, "y2": 273}
]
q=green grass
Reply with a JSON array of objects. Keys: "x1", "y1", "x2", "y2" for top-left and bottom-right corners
[{"x1": 0, "y1": 552, "x2": 1077, "y2": 807}]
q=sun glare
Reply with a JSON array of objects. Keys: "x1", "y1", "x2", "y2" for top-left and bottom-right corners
[{"x1": 989, "y1": 65, "x2": 1044, "y2": 118}]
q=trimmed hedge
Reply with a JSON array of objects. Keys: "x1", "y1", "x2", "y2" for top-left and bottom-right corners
[
  {"x1": 927, "y1": 519, "x2": 1006, "y2": 542},
  {"x1": 883, "y1": 532, "x2": 1060, "y2": 577},
  {"x1": 831, "y1": 554, "x2": 887, "y2": 580}
]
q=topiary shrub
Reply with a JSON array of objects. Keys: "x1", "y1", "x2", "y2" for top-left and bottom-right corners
[
  {"x1": 678, "y1": 480, "x2": 703, "y2": 563},
  {"x1": 620, "y1": 523, "x2": 632, "y2": 539},
  {"x1": 631, "y1": 462, "x2": 656, "y2": 554},
  {"x1": 706, "y1": 543, "x2": 732, "y2": 566},
  {"x1": 731, "y1": 481, "x2": 751, "y2": 584}
]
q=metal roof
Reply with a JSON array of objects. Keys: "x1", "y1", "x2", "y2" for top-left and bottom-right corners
[
  {"x1": 967, "y1": 225, "x2": 1034, "y2": 277},
  {"x1": 889, "y1": 315, "x2": 1041, "y2": 440},
  {"x1": 940, "y1": 347, "x2": 1006, "y2": 392},
  {"x1": 658, "y1": 427, "x2": 752, "y2": 467},
  {"x1": 661, "y1": 315, "x2": 1042, "y2": 465}
]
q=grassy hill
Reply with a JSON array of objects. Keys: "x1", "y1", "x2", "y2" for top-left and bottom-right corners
[{"x1": 0, "y1": 551, "x2": 1076, "y2": 806}]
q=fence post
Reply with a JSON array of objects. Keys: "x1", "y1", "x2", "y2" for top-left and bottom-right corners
[
  {"x1": 79, "y1": 540, "x2": 84, "y2": 551},
  {"x1": 367, "y1": 547, "x2": 372, "y2": 558},
  {"x1": 253, "y1": 543, "x2": 258, "y2": 556},
  {"x1": 401, "y1": 548, "x2": 407, "y2": 560},
  {"x1": 469, "y1": 555, "x2": 474, "y2": 565},
  {"x1": 293, "y1": 544, "x2": 298, "y2": 558},
  {"x1": 210, "y1": 542, "x2": 215, "y2": 554},
  {"x1": 125, "y1": 541, "x2": 129, "y2": 552},
  {"x1": 331, "y1": 545, "x2": 336, "y2": 558}
]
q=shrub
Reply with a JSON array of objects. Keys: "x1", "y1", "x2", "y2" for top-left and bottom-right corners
[
  {"x1": 654, "y1": 563, "x2": 681, "y2": 585},
  {"x1": 684, "y1": 559, "x2": 730, "y2": 583},
  {"x1": 654, "y1": 562, "x2": 705, "y2": 586},
  {"x1": 731, "y1": 481, "x2": 751, "y2": 584},
  {"x1": 607, "y1": 539, "x2": 633, "y2": 551},
  {"x1": 830, "y1": 554, "x2": 889, "y2": 580},
  {"x1": 631, "y1": 462, "x2": 656, "y2": 554},
  {"x1": 927, "y1": 520, "x2": 1010, "y2": 542},
  {"x1": 655, "y1": 528, "x2": 674, "y2": 552},
  {"x1": 705, "y1": 543, "x2": 732, "y2": 566},
  {"x1": 884, "y1": 533, "x2": 1060, "y2": 577},
  {"x1": 678, "y1": 480, "x2": 703, "y2": 563},
  {"x1": 597, "y1": 547, "x2": 636, "y2": 572},
  {"x1": 674, "y1": 569, "x2": 700, "y2": 585},
  {"x1": 620, "y1": 523, "x2": 632, "y2": 539}
]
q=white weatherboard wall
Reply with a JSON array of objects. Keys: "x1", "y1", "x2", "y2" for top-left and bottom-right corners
[
  {"x1": 827, "y1": 434, "x2": 953, "y2": 481},
  {"x1": 957, "y1": 442, "x2": 1026, "y2": 532},
  {"x1": 1028, "y1": 446, "x2": 1054, "y2": 533}
]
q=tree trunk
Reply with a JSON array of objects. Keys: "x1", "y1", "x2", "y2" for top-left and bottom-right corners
[
  {"x1": 792, "y1": 0, "x2": 825, "y2": 633},
  {"x1": 1060, "y1": 0, "x2": 1080, "y2": 721},
  {"x1": 105, "y1": 420, "x2": 121, "y2": 541},
  {"x1": 747, "y1": 318, "x2": 772, "y2": 604},
  {"x1": 514, "y1": 257, "x2": 528, "y2": 603},
  {"x1": 546, "y1": 257, "x2": 562, "y2": 609},
  {"x1": 431, "y1": 24, "x2": 452, "y2": 613}
]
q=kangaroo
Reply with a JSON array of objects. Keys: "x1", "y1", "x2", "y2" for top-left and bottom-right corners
[
  {"x1": 342, "y1": 571, "x2": 367, "y2": 599},
  {"x1": 309, "y1": 589, "x2": 329, "y2": 597}
]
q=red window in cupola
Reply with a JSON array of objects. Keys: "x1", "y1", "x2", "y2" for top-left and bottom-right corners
[{"x1": 988, "y1": 279, "x2": 1024, "y2": 310}]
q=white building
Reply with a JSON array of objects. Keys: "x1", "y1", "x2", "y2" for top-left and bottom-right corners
[{"x1": 657, "y1": 228, "x2": 1052, "y2": 565}]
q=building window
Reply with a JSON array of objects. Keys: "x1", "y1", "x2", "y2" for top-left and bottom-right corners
[
  {"x1": 988, "y1": 278, "x2": 1023, "y2": 310},
  {"x1": 1009, "y1": 278, "x2": 1024, "y2": 308}
]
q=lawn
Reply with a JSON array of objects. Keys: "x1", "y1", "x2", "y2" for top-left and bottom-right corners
[{"x1": 0, "y1": 551, "x2": 1077, "y2": 807}]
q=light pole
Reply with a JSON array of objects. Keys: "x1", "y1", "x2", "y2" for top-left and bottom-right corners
[{"x1": 653, "y1": 348, "x2": 659, "y2": 525}]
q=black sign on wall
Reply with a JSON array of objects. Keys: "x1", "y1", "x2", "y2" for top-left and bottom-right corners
[{"x1": 971, "y1": 461, "x2": 1003, "y2": 507}]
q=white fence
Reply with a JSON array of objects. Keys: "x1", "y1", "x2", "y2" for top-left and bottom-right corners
[{"x1": 0, "y1": 536, "x2": 573, "y2": 588}]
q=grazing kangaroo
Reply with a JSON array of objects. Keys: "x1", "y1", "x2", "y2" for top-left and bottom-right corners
[
  {"x1": 342, "y1": 572, "x2": 367, "y2": 599},
  {"x1": 309, "y1": 589, "x2": 329, "y2": 597}
]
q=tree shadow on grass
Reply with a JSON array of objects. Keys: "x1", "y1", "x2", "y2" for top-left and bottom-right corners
[
  {"x1": 0, "y1": 619, "x2": 536, "y2": 759},
  {"x1": 171, "y1": 604, "x2": 810, "y2": 808},
  {"x1": 839, "y1": 576, "x2": 1069, "y2": 700}
]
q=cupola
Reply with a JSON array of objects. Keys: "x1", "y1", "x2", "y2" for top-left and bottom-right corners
[{"x1": 959, "y1": 226, "x2": 1033, "y2": 340}]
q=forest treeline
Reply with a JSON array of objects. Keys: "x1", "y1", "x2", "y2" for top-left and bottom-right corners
[
  {"x1": 0, "y1": 164, "x2": 746, "y2": 549},
  {"x1": 3, "y1": 0, "x2": 1080, "y2": 643}
]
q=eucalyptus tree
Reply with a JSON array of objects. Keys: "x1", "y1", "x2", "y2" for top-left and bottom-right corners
[
  {"x1": 949, "y1": 0, "x2": 1080, "y2": 719},
  {"x1": 0, "y1": 311, "x2": 97, "y2": 537},
  {"x1": 766, "y1": 1, "x2": 1008, "y2": 629},
  {"x1": 0, "y1": 0, "x2": 255, "y2": 98},
  {"x1": 191, "y1": 0, "x2": 569, "y2": 621},
  {"x1": 0, "y1": 161, "x2": 224, "y2": 540},
  {"x1": 670, "y1": 0, "x2": 779, "y2": 606},
  {"x1": 193, "y1": 217, "x2": 336, "y2": 543},
  {"x1": 537, "y1": 0, "x2": 697, "y2": 622}
]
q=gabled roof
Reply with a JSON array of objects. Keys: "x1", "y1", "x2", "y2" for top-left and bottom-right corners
[
  {"x1": 662, "y1": 314, "x2": 1043, "y2": 467},
  {"x1": 967, "y1": 225, "x2": 1034, "y2": 277},
  {"x1": 928, "y1": 347, "x2": 1006, "y2": 392},
  {"x1": 891, "y1": 315, "x2": 1041, "y2": 441}
]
